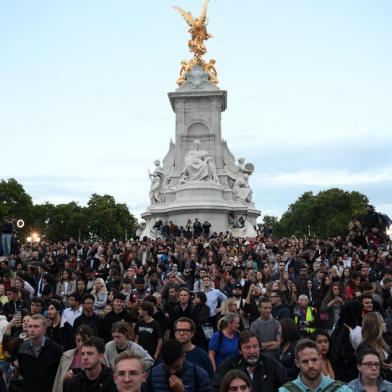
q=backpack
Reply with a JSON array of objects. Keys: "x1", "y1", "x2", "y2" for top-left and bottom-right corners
[{"x1": 283, "y1": 380, "x2": 345, "y2": 392}]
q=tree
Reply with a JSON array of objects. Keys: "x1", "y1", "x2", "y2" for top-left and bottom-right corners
[
  {"x1": 275, "y1": 188, "x2": 369, "y2": 238},
  {"x1": 0, "y1": 178, "x2": 33, "y2": 238},
  {"x1": 87, "y1": 194, "x2": 136, "y2": 241},
  {"x1": 262, "y1": 215, "x2": 279, "y2": 226}
]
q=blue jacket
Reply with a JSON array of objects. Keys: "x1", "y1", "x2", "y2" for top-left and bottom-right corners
[{"x1": 143, "y1": 359, "x2": 212, "y2": 392}]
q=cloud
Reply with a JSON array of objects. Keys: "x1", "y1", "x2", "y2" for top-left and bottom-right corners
[{"x1": 253, "y1": 167, "x2": 392, "y2": 187}]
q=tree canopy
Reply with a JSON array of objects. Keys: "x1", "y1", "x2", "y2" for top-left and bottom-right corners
[
  {"x1": 0, "y1": 178, "x2": 137, "y2": 241},
  {"x1": 272, "y1": 188, "x2": 369, "y2": 238}
]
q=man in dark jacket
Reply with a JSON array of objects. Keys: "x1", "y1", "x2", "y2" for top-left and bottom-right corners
[
  {"x1": 143, "y1": 339, "x2": 212, "y2": 392},
  {"x1": 271, "y1": 290, "x2": 291, "y2": 321},
  {"x1": 17, "y1": 314, "x2": 62, "y2": 392},
  {"x1": 102, "y1": 293, "x2": 135, "y2": 342},
  {"x1": 66, "y1": 336, "x2": 116, "y2": 392},
  {"x1": 213, "y1": 331, "x2": 287, "y2": 392},
  {"x1": 73, "y1": 294, "x2": 106, "y2": 339}
]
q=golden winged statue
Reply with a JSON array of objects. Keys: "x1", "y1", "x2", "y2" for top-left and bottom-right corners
[
  {"x1": 173, "y1": 0, "x2": 218, "y2": 85},
  {"x1": 173, "y1": 0, "x2": 212, "y2": 58}
]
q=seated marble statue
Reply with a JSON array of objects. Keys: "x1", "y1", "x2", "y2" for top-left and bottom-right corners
[
  {"x1": 232, "y1": 173, "x2": 252, "y2": 202},
  {"x1": 180, "y1": 140, "x2": 219, "y2": 183}
]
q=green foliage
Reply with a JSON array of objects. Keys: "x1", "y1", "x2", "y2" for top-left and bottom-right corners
[
  {"x1": 262, "y1": 215, "x2": 279, "y2": 226},
  {"x1": 275, "y1": 188, "x2": 369, "y2": 238},
  {"x1": 0, "y1": 178, "x2": 136, "y2": 242}
]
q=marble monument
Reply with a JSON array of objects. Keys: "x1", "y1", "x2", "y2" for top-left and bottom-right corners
[{"x1": 141, "y1": 0, "x2": 260, "y2": 237}]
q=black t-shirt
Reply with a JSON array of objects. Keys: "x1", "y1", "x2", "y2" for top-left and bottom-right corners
[{"x1": 136, "y1": 319, "x2": 162, "y2": 357}]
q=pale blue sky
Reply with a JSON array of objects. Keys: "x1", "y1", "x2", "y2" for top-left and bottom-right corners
[{"x1": 1, "y1": 0, "x2": 391, "y2": 221}]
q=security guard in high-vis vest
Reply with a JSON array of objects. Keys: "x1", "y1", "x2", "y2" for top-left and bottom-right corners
[{"x1": 293, "y1": 294, "x2": 317, "y2": 335}]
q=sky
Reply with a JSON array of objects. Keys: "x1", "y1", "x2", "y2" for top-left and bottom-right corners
[{"x1": 1, "y1": 0, "x2": 391, "y2": 222}]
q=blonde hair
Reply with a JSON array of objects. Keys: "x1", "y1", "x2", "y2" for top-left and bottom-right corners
[
  {"x1": 92, "y1": 278, "x2": 108, "y2": 295},
  {"x1": 362, "y1": 312, "x2": 389, "y2": 360},
  {"x1": 217, "y1": 313, "x2": 240, "y2": 332},
  {"x1": 220, "y1": 298, "x2": 238, "y2": 315}
]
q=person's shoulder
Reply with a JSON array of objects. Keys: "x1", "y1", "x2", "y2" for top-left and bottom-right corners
[
  {"x1": 346, "y1": 378, "x2": 360, "y2": 391},
  {"x1": 190, "y1": 346, "x2": 209, "y2": 357}
]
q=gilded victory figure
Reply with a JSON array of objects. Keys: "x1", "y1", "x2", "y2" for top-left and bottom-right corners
[{"x1": 173, "y1": 0, "x2": 219, "y2": 85}]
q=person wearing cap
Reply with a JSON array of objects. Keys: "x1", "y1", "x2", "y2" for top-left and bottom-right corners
[
  {"x1": 132, "y1": 276, "x2": 149, "y2": 302},
  {"x1": 232, "y1": 284, "x2": 246, "y2": 314}
]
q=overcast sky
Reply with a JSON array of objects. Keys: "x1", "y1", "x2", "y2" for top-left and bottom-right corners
[{"x1": 1, "y1": 0, "x2": 391, "y2": 222}]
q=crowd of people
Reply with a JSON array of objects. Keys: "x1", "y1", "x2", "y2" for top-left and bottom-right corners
[{"x1": 0, "y1": 208, "x2": 391, "y2": 392}]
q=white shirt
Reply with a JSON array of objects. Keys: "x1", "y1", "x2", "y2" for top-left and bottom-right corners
[{"x1": 62, "y1": 305, "x2": 83, "y2": 327}]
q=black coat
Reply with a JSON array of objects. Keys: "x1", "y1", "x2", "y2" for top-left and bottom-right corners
[
  {"x1": 213, "y1": 354, "x2": 287, "y2": 392},
  {"x1": 65, "y1": 364, "x2": 116, "y2": 392},
  {"x1": 17, "y1": 338, "x2": 62, "y2": 392},
  {"x1": 73, "y1": 312, "x2": 106, "y2": 340}
]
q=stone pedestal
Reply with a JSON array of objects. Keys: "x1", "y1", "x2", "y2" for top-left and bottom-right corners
[{"x1": 141, "y1": 66, "x2": 260, "y2": 238}]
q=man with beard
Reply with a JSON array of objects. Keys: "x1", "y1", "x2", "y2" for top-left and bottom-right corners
[
  {"x1": 279, "y1": 339, "x2": 350, "y2": 392},
  {"x1": 213, "y1": 331, "x2": 286, "y2": 392}
]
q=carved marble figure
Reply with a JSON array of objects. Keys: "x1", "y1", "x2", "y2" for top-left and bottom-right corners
[
  {"x1": 180, "y1": 140, "x2": 219, "y2": 183},
  {"x1": 232, "y1": 174, "x2": 252, "y2": 202}
]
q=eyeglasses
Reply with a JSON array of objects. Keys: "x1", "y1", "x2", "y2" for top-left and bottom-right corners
[
  {"x1": 116, "y1": 370, "x2": 142, "y2": 377},
  {"x1": 361, "y1": 362, "x2": 380, "y2": 368},
  {"x1": 228, "y1": 384, "x2": 249, "y2": 391},
  {"x1": 175, "y1": 329, "x2": 192, "y2": 334}
]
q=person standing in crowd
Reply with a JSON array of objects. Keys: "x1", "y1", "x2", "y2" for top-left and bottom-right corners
[
  {"x1": 250, "y1": 296, "x2": 282, "y2": 359},
  {"x1": 271, "y1": 290, "x2": 291, "y2": 321},
  {"x1": 213, "y1": 331, "x2": 287, "y2": 392},
  {"x1": 209, "y1": 313, "x2": 240, "y2": 371},
  {"x1": 91, "y1": 278, "x2": 108, "y2": 314},
  {"x1": 174, "y1": 317, "x2": 214, "y2": 379},
  {"x1": 105, "y1": 321, "x2": 154, "y2": 370},
  {"x1": 293, "y1": 295, "x2": 317, "y2": 336},
  {"x1": 65, "y1": 337, "x2": 116, "y2": 391},
  {"x1": 61, "y1": 292, "x2": 83, "y2": 327},
  {"x1": 312, "y1": 330, "x2": 338, "y2": 379},
  {"x1": 135, "y1": 301, "x2": 163, "y2": 361},
  {"x1": 348, "y1": 349, "x2": 392, "y2": 392},
  {"x1": 113, "y1": 352, "x2": 147, "y2": 392},
  {"x1": 1, "y1": 217, "x2": 14, "y2": 257},
  {"x1": 279, "y1": 339, "x2": 351, "y2": 392},
  {"x1": 17, "y1": 314, "x2": 62, "y2": 392},
  {"x1": 46, "y1": 299, "x2": 73, "y2": 351},
  {"x1": 143, "y1": 339, "x2": 212, "y2": 392},
  {"x1": 103, "y1": 293, "x2": 135, "y2": 342},
  {"x1": 73, "y1": 294, "x2": 106, "y2": 339},
  {"x1": 279, "y1": 318, "x2": 301, "y2": 380},
  {"x1": 52, "y1": 324, "x2": 95, "y2": 392},
  {"x1": 203, "y1": 274, "x2": 227, "y2": 327}
]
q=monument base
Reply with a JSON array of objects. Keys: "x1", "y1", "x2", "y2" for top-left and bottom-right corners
[{"x1": 141, "y1": 194, "x2": 260, "y2": 239}]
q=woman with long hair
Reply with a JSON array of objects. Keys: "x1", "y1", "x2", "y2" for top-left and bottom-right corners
[
  {"x1": 52, "y1": 324, "x2": 95, "y2": 392},
  {"x1": 357, "y1": 312, "x2": 390, "y2": 362},
  {"x1": 312, "y1": 330, "x2": 338, "y2": 379},
  {"x1": 219, "y1": 369, "x2": 251, "y2": 392},
  {"x1": 316, "y1": 275, "x2": 332, "y2": 307},
  {"x1": 330, "y1": 299, "x2": 363, "y2": 382},
  {"x1": 56, "y1": 270, "x2": 75, "y2": 302},
  {"x1": 279, "y1": 318, "x2": 300, "y2": 379},
  {"x1": 320, "y1": 282, "x2": 345, "y2": 334},
  {"x1": 208, "y1": 313, "x2": 240, "y2": 371},
  {"x1": 289, "y1": 282, "x2": 299, "y2": 308},
  {"x1": 91, "y1": 277, "x2": 108, "y2": 314},
  {"x1": 279, "y1": 271, "x2": 292, "y2": 303},
  {"x1": 344, "y1": 271, "x2": 362, "y2": 300},
  {"x1": 302, "y1": 279, "x2": 317, "y2": 307},
  {"x1": 193, "y1": 291, "x2": 211, "y2": 350}
]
